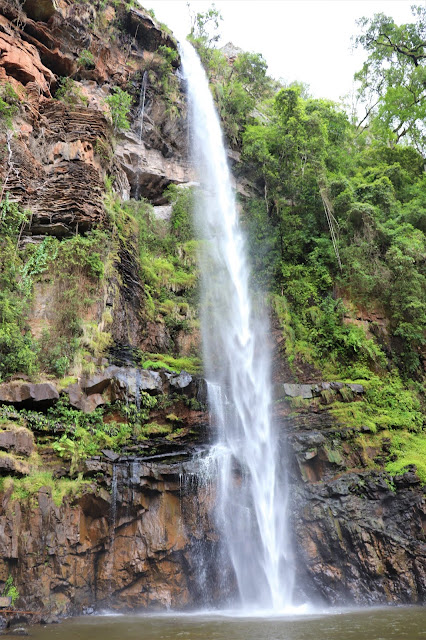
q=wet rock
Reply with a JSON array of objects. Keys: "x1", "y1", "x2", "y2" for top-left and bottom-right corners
[{"x1": 0, "y1": 461, "x2": 219, "y2": 616}]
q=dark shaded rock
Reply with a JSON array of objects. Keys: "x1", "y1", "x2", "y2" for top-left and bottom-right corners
[
  {"x1": 394, "y1": 468, "x2": 421, "y2": 488},
  {"x1": 23, "y1": 0, "x2": 56, "y2": 22},
  {"x1": 83, "y1": 459, "x2": 109, "y2": 476},
  {"x1": 125, "y1": 8, "x2": 177, "y2": 53},
  {"x1": 82, "y1": 367, "x2": 119, "y2": 395}
]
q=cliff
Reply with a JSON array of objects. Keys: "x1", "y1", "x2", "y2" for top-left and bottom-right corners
[{"x1": 0, "y1": 0, "x2": 424, "y2": 622}]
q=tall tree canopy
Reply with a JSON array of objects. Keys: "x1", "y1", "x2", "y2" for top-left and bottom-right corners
[{"x1": 354, "y1": 6, "x2": 426, "y2": 153}]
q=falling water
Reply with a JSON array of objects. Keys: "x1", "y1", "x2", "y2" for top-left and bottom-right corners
[
  {"x1": 138, "y1": 70, "x2": 148, "y2": 143},
  {"x1": 179, "y1": 42, "x2": 294, "y2": 611}
]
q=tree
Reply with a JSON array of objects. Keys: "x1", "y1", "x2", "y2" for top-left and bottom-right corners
[
  {"x1": 354, "y1": 6, "x2": 426, "y2": 153},
  {"x1": 187, "y1": 3, "x2": 222, "y2": 60}
]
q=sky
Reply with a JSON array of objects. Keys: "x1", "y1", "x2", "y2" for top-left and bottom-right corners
[{"x1": 139, "y1": 0, "x2": 423, "y2": 105}]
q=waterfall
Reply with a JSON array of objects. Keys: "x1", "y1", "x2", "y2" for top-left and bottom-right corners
[
  {"x1": 179, "y1": 42, "x2": 294, "y2": 612},
  {"x1": 138, "y1": 70, "x2": 148, "y2": 143}
]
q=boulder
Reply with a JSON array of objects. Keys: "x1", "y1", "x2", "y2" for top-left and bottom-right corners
[
  {"x1": 23, "y1": 0, "x2": 57, "y2": 22},
  {"x1": 283, "y1": 383, "x2": 313, "y2": 399},
  {"x1": 169, "y1": 371, "x2": 193, "y2": 392},
  {"x1": 0, "y1": 426, "x2": 35, "y2": 457},
  {"x1": 80, "y1": 393, "x2": 105, "y2": 413},
  {"x1": 65, "y1": 382, "x2": 85, "y2": 409},
  {"x1": 0, "y1": 381, "x2": 59, "y2": 406},
  {"x1": 81, "y1": 367, "x2": 119, "y2": 395},
  {"x1": 347, "y1": 383, "x2": 364, "y2": 394},
  {"x1": 112, "y1": 368, "x2": 163, "y2": 400}
]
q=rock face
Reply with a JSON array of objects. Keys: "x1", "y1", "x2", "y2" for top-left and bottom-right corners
[
  {"x1": 0, "y1": 0, "x2": 424, "y2": 619},
  {"x1": 0, "y1": 0, "x2": 190, "y2": 238},
  {"x1": 0, "y1": 460, "x2": 218, "y2": 613},
  {"x1": 279, "y1": 400, "x2": 426, "y2": 605},
  {"x1": 291, "y1": 468, "x2": 425, "y2": 604}
]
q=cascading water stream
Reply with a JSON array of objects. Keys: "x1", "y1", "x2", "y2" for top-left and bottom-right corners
[
  {"x1": 138, "y1": 70, "x2": 148, "y2": 144},
  {"x1": 179, "y1": 42, "x2": 294, "y2": 612}
]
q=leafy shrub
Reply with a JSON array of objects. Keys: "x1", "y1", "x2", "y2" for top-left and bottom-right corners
[
  {"x1": 105, "y1": 87, "x2": 132, "y2": 131},
  {"x1": 0, "y1": 83, "x2": 20, "y2": 129},
  {"x1": 77, "y1": 48, "x2": 95, "y2": 68},
  {"x1": 2, "y1": 575, "x2": 19, "y2": 606},
  {"x1": 56, "y1": 78, "x2": 88, "y2": 107}
]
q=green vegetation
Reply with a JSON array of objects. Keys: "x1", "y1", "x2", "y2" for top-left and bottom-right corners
[
  {"x1": 105, "y1": 87, "x2": 133, "y2": 131},
  {"x1": 141, "y1": 353, "x2": 202, "y2": 374},
  {"x1": 189, "y1": 5, "x2": 425, "y2": 482},
  {"x1": 0, "y1": 2, "x2": 424, "y2": 493},
  {"x1": 4, "y1": 471, "x2": 91, "y2": 507},
  {"x1": 2, "y1": 575, "x2": 19, "y2": 607},
  {"x1": 56, "y1": 77, "x2": 88, "y2": 107},
  {"x1": 386, "y1": 432, "x2": 426, "y2": 483},
  {"x1": 0, "y1": 188, "x2": 109, "y2": 381},
  {"x1": 104, "y1": 181, "x2": 199, "y2": 355},
  {"x1": 77, "y1": 48, "x2": 95, "y2": 68},
  {"x1": 354, "y1": 6, "x2": 426, "y2": 153},
  {"x1": 0, "y1": 196, "x2": 38, "y2": 381},
  {"x1": 0, "y1": 82, "x2": 20, "y2": 129}
]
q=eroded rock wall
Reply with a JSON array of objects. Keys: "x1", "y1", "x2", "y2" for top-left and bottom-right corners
[{"x1": 0, "y1": 459, "x2": 218, "y2": 615}]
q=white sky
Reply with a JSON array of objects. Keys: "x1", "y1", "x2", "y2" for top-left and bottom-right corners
[{"x1": 139, "y1": 0, "x2": 424, "y2": 104}]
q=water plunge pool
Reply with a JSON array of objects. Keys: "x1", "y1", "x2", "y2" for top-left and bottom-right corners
[{"x1": 30, "y1": 607, "x2": 426, "y2": 640}]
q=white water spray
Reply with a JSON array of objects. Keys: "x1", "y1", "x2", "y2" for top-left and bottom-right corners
[{"x1": 180, "y1": 42, "x2": 294, "y2": 612}]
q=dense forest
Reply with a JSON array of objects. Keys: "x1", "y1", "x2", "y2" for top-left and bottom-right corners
[{"x1": 186, "y1": 5, "x2": 426, "y2": 478}]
